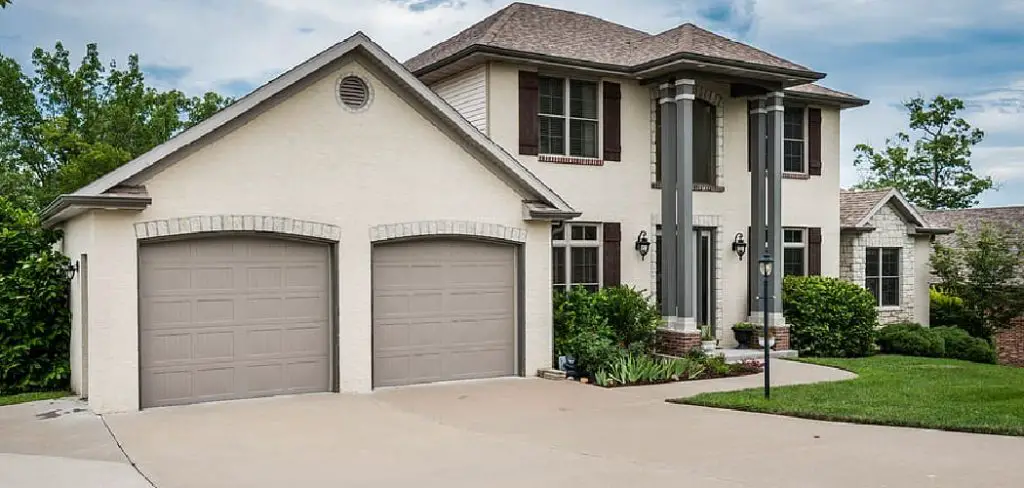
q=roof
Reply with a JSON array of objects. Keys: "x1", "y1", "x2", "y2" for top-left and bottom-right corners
[
  {"x1": 43, "y1": 32, "x2": 579, "y2": 225},
  {"x1": 405, "y1": 2, "x2": 820, "y2": 78},
  {"x1": 786, "y1": 83, "x2": 869, "y2": 107},
  {"x1": 840, "y1": 188, "x2": 949, "y2": 234},
  {"x1": 923, "y1": 206, "x2": 1024, "y2": 246}
]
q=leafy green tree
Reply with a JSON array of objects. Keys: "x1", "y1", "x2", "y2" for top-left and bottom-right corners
[
  {"x1": 932, "y1": 224, "x2": 1024, "y2": 337},
  {"x1": 0, "y1": 1, "x2": 11, "y2": 8},
  {"x1": 0, "y1": 42, "x2": 231, "y2": 209},
  {"x1": 853, "y1": 95, "x2": 991, "y2": 210}
]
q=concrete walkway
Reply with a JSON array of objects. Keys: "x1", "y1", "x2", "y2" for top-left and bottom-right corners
[
  {"x1": 0, "y1": 398, "x2": 150, "y2": 488},
  {"x1": 99, "y1": 359, "x2": 1024, "y2": 488}
]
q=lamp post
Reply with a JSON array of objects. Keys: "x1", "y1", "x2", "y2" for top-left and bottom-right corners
[{"x1": 758, "y1": 253, "x2": 774, "y2": 400}]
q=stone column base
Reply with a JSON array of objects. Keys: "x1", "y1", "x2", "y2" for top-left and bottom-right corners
[
  {"x1": 770, "y1": 326, "x2": 791, "y2": 350},
  {"x1": 746, "y1": 313, "x2": 791, "y2": 350},
  {"x1": 656, "y1": 328, "x2": 702, "y2": 357}
]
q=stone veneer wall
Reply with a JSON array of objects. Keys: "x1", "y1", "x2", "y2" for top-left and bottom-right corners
[{"x1": 839, "y1": 203, "x2": 917, "y2": 323}]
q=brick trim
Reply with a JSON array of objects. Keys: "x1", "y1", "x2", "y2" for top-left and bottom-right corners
[
  {"x1": 655, "y1": 328, "x2": 702, "y2": 356},
  {"x1": 134, "y1": 215, "x2": 341, "y2": 241},
  {"x1": 539, "y1": 154, "x2": 604, "y2": 166},
  {"x1": 369, "y1": 220, "x2": 527, "y2": 243}
]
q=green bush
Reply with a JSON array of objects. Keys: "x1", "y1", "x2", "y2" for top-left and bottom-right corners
[
  {"x1": 597, "y1": 286, "x2": 661, "y2": 352},
  {"x1": 0, "y1": 197, "x2": 71, "y2": 394},
  {"x1": 594, "y1": 354, "x2": 702, "y2": 387},
  {"x1": 553, "y1": 286, "x2": 661, "y2": 374},
  {"x1": 932, "y1": 326, "x2": 997, "y2": 364},
  {"x1": 877, "y1": 323, "x2": 946, "y2": 358},
  {"x1": 782, "y1": 276, "x2": 878, "y2": 357},
  {"x1": 930, "y1": 288, "x2": 987, "y2": 339}
]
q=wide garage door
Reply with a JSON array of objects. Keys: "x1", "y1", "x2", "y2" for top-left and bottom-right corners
[
  {"x1": 139, "y1": 236, "x2": 331, "y2": 407},
  {"x1": 372, "y1": 239, "x2": 516, "y2": 387}
]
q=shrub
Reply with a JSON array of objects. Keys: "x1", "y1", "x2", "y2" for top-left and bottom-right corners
[
  {"x1": 932, "y1": 326, "x2": 997, "y2": 364},
  {"x1": 0, "y1": 197, "x2": 71, "y2": 394},
  {"x1": 597, "y1": 286, "x2": 661, "y2": 352},
  {"x1": 877, "y1": 323, "x2": 945, "y2": 358},
  {"x1": 930, "y1": 288, "x2": 987, "y2": 339},
  {"x1": 782, "y1": 276, "x2": 878, "y2": 357},
  {"x1": 594, "y1": 354, "x2": 703, "y2": 387}
]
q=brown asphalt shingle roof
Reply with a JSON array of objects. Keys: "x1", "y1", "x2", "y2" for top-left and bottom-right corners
[
  {"x1": 405, "y1": 2, "x2": 814, "y2": 74},
  {"x1": 923, "y1": 207, "x2": 1024, "y2": 247},
  {"x1": 840, "y1": 189, "x2": 893, "y2": 228},
  {"x1": 786, "y1": 83, "x2": 868, "y2": 104}
]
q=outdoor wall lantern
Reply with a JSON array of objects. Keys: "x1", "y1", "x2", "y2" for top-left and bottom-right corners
[
  {"x1": 731, "y1": 232, "x2": 748, "y2": 260},
  {"x1": 66, "y1": 260, "x2": 79, "y2": 281},
  {"x1": 634, "y1": 231, "x2": 651, "y2": 260}
]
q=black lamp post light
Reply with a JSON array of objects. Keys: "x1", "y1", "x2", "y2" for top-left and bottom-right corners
[
  {"x1": 758, "y1": 252, "x2": 774, "y2": 400},
  {"x1": 634, "y1": 231, "x2": 651, "y2": 260}
]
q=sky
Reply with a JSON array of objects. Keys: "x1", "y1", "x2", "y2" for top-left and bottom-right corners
[{"x1": 1, "y1": 0, "x2": 1023, "y2": 207}]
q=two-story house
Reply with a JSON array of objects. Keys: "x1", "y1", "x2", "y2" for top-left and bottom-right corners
[
  {"x1": 406, "y1": 3, "x2": 869, "y2": 351},
  {"x1": 46, "y1": 3, "x2": 887, "y2": 413}
]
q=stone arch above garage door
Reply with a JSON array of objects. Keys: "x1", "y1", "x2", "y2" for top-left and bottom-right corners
[
  {"x1": 134, "y1": 215, "x2": 341, "y2": 241},
  {"x1": 369, "y1": 220, "x2": 527, "y2": 243}
]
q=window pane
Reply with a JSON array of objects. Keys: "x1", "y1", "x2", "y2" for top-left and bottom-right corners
[
  {"x1": 882, "y1": 248, "x2": 900, "y2": 277},
  {"x1": 539, "y1": 77, "x2": 564, "y2": 116},
  {"x1": 784, "y1": 141, "x2": 804, "y2": 172},
  {"x1": 571, "y1": 224, "x2": 598, "y2": 241},
  {"x1": 784, "y1": 107, "x2": 804, "y2": 140},
  {"x1": 569, "y1": 119, "x2": 598, "y2": 158},
  {"x1": 571, "y1": 247, "x2": 599, "y2": 286},
  {"x1": 783, "y1": 247, "x2": 805, "y2": 277},
  {"x1": 866, "y1": 277, "x2": 881, "y2": 304},
  {"x1": 552, "y1": 247, "x2": 566, "y2": 285},
  {"x1": 693, "y1": 99, "x2": 716, "y2": 185},
  {"x1": 569, "y1": 80, "x2": 598, "y2": 119},
  {"x1": 784, "y1": 229, "x2": 803, "y2": 243},
  {"x1": 866, "y1": 248, "x2": 880, "y2": 278},
  {"x1": 882, "y1": 277, "x2": 900, "y2": 306},
  {"x1": 539, "y1": 116, "x2": 565, "y2": 154}
]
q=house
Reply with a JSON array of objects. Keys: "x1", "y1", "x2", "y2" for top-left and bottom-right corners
[
  {"x1": 923, "y1": 206, "x2": 1024, "y2": 366},
  {"x1": 838, "y1": 188, "x2": 950, "y2": 325},
  {"x1": 48, "y1": 3, "x2": 885, "y2": 413}
]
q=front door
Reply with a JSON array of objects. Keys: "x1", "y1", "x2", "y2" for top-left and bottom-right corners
[{"x1": 695, "y1": 228, "x2": 715, "y2": 332}]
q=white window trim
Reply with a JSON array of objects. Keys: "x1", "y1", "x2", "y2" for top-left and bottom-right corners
[
  {"x1": 538, "y1": 76, "x2": 602, "y2": 159},
  {"x1": 866, "y1": 247, "x2": 901, "y2": 307},
  {"x1": 782, "y1": 227, "x2": 807, "y2": 276},
  {"x1": 783, "y1": 106, "x2": 807, "y2": 175},
  {"x1": 552, "y1": 222, "x2": 602, "y2": 291}
]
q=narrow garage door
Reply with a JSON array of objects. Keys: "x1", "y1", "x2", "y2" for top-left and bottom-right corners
[
  {"x1": 139, "y1": 236, "x2": 331, "y2": 408},
  {"x1": 372, "y1": 239, "x2": 516, "y2": 387}
]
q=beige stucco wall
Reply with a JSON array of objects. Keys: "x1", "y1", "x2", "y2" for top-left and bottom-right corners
[
  {"x1": 486, "y1": 61, "x2": 843, "y2": 344},
  {"x1": 914, "y1": 236, "x2": 932, "y2": 326},
  {"x1": 62, "y1": 213, "x2": 94, "y2": 397},
  {"x1": 61, "y1": 55, "x2": 553, "y2": 413}
]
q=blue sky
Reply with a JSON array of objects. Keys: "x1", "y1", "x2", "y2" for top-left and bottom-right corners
[{"x1": 2, "y1": 0, "x2": 1022, "y2": 207}]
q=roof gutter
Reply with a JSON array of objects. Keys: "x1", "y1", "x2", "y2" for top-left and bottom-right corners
[
  {"x1": 41, "y1": 194, "x2": 152, "y2": 228},
  {"x1": 631, "y1": 52, "x2": 825, "y2": 83},
  {"x1": 785, "y1": 90, "x2": 870, "y2": 108}
]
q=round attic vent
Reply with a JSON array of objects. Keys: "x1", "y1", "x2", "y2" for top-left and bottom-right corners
[{"x1": 337, "y1": 75, "x2": 370, "y2": 111}]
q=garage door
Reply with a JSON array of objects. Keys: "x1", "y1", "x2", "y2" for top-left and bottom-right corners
[
  {"x1": 372, "y1": 239, "x2": 516, "y2": 387},
  {"x1": 139, "y1": 236, "x2": 331, "y2": 407}
]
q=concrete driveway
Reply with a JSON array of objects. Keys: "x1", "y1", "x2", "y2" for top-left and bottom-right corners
[{"x1": 99, "y1": 359, "x2": 1024, "y2": 488}]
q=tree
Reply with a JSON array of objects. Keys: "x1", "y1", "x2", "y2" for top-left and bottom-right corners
[
  {"x1": 0, "y1": 1, "x2": 11, "y2": 8},
  {"x1": 853, "y1": 95, "x2": 991, "y2": 210},
  {"x1": 931, "y1": 224, "x2": 1024, "y2": 338},
  {"x1": 0, "y1": 42, "x2": 231, "y2": 209}
]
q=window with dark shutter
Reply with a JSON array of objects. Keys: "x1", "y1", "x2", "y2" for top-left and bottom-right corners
[
  {"x1": 808, "y1": 108, "x2": 822, "y2": 176},
  {"x1": 518, "y1": 71, "x2": 539, "y2": 155},
  {"x1": 602, "y1": 222, "x2": 621, "y2": 287},
  {"x1": 807, "y1": 227, "x2": 822, "y2": 276},
  {"x1": 603, "y1": 82, "x2": 621, "y2": 161}
]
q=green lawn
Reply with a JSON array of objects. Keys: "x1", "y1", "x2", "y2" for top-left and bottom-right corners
[
  {"x1": 676, "y1": 355, "x2": 1024, "y2": 436},
  {"x1": 0, "y1": 391, "x2": 69, "y2": 407}
]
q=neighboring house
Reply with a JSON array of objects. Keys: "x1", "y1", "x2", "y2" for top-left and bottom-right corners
[
  {"x1": 838, "y1": 189, "x2": 950, "y2": 325},
  {"x1": 47, "y1": 3, "x2": 886, "y2": 413},
  {"x1": 408, "y1": 2, "x2": 869, "y2": 351},
  {"x1": 923, "y1": 206, "x2": 1024, "y2": 367}
]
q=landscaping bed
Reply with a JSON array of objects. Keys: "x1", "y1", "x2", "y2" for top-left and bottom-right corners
[
  {"x1": 588, "y1": 352, "x2": 762, "y2": 388},
  {"x1": 675, "y1": 355, "x2": 1024, "y2": 436}
]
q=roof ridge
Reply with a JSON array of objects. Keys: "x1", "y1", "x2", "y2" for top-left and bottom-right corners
[
  {"x1": 675, "y1": 22, "x2": 809, "y2": 70},
  {"x1": 510, "y1": 2, "x2": 650, "y2": 36},
  {"x1": 924, "y1": 205, "x2": 1024, "y2": 213},
  {"x1": 479, "y1": 2, "x2": 522, "y2": 45}
]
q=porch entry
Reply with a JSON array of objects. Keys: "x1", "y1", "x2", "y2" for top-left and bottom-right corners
[{"x1": 655, "y1": 226, "x2": 716, "y2": 330}]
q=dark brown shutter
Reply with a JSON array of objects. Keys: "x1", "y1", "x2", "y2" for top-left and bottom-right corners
[
  {"x1": 602, "y1": 222, "x2": 621, "y2": 287},
  {"x1": 808, "y1": 108, "x2": 822, "y2": 176},
  {"x1": 518, "y1": 71, "x2": 539, "y2": 155},
  {"x1": 807, "y1": 227, "x2": 822, "y2": 276},
  {"x1": 602, "y1": 81, "x2": 621, "y2": 161}
]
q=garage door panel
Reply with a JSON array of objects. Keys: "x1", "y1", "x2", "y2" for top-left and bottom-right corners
[
  {"x1": 373, "y1": 239, "x2": 515, "y2": 387},
  {"x1": 140, "y1": 236, "x2": 330, "y2": 407}
]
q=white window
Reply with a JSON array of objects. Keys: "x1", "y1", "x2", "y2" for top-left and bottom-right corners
[
  {"x1": 866, "y1": 247, "x2": 900, "y2": 306},
  {"x1": 783, "y1": 107, "x2": 805, "y2": 173},
  {"x1": 782, "y1": 228, "x2": 806, "y2": 277},
  {"x1": 539, "y1": 76, "x2": 599, "y2": 158},
  {"x1": 552, "y1": 223, "x2": 601, "y2": 292}
]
